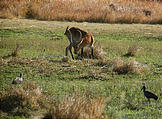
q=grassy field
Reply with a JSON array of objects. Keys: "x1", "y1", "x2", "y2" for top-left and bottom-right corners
[{"x1": 0, "y1": 19, "x2": 162, "y2": 119}]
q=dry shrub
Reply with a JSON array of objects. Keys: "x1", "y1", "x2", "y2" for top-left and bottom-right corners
[
  {"x1": 47, "y1": 93, "x2": 109, "y2": 119},
  {"x1": 77, "y1": 46, "x2": 106, "y2": 60},
  {"x1": 0, "y1": 82, "x2": 45, "y2": 116},
  {"x1": 112, "y1": 57, "x2": 124, "y2": 72},
  {"x1": 0, "y1": 0, "x2": 39, "y2": 19},
  {"x1": 112, "y1": 57, "x2": 149, "y2": 74},
  {"x1": 93, "y1": 46, "x2": 107, "y2": 60},
  {"x1": 1, "y1": 0, "x2": 162, "y2": 23},
  {"x1": 124, "y1": 45, "x2": 141, "y2": 57},
  {"x1": 95, "y1": 58, "x2": 113, "y2": 74},
  {"x1": 0, "y1": 78, "x2": 110, "y2": 118},
  {"x1": 0, "y1": 79, "x2": 110, "y2": 118},
  {"x1": 96, "y1": 58, "x2": 111, "y2": 67}
]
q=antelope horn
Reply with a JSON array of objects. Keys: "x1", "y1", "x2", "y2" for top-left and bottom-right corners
[
  {"x1": 66, "y1": 26, "x2": 69, "y2": 30},
  {"x1": 68, "y1": 28, "x2": 73, "y2": 44},
  {"x1": 76, "y1": 30, "x2": 83, "y2": 45}
]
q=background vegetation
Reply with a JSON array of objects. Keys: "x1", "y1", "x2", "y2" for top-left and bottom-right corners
[
  {"x1": 0, "y1": 19, "x2": 162, "y2": 119},
  {"x1": 0, "y1": 1, "x2": 162, "y2": 119},
  {"x1": 0, "y1": 0, "x2": 162, "y2": 24}
]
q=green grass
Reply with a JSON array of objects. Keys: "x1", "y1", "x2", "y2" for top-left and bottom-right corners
[{"x1": 0, "y1": 19, "x2": 162, "y2": 119}]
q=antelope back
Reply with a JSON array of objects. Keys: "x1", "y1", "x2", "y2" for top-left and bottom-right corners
[
  {"x1": 73, "y1": 33, "x2": 94, "y2": 54},
  {"x1": 78, "y1": 33, "x2": 93, "y2": 47}
]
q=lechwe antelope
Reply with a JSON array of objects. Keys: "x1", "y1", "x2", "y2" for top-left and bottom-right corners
[{"x1": 64, "y1": 26, "x2": 94, "y2": 60}]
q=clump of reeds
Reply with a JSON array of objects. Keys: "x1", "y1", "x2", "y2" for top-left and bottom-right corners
[
  {"x1": 112, "y1": 57, "x2": 149, "y2": 74},
  {"x1": 95, "y1": 58, "x2": 111, "y2": 67},
  {"x1": 77, "y1": 46, "x2": 106, "y2": 60},
  {"x1": 112, "y1": 57, "x2": 124, "y2": 73},
  {"x1": 0, "y1": 81, "x2": 45, "y2": 116},
  {"x1": 0, "y1": 0, "x2": 162, "y2": 24},
  {"x1": 0, "y1": 80, "x2": 110, "y2": 118},
  {"x1": 45, "y1": 93, "x2": 110, "y2": 119},
  {"x1": 124, "y1": 45, "x2": 141, "y2": 57}
]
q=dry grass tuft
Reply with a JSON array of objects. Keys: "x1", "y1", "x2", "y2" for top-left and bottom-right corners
[
  {"x1": 0, "y1": 0, "x2": 162, "y2": 23},
  {"x1": 96, "y1": 59, "x2": 111, "y2": 67},
  {"x1": 2, "y1": 44, "x2": 21, "y2": 59},
  {"x1": 77, "y1": 46, "x2": 106, "y2": 60},
  {"x1": 93, "y1": 46, "x2": 107, "y2": 60},
  {"x1": 0, "y1": 82, "x2": 45, "y2": 116},
  {"x1": 112, "y1": 57, "x2": 124, "y2": 73},
  {"x1": 0, "y1": 80, "x2": 110, "y2": 118},
  {"x1": 124, "y1": 45, "x2": 141, "y2": 57},
  {"x1": 112, "y1": 57, "x2": 149, "y2": 74},
  {"x1": 46, "y1": 93, "x2": 110, "y2": 119}
]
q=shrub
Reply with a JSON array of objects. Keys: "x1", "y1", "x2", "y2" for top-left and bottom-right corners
[
  {"x1": 124, "y1": 45, "x2": 141, "y2": 57},
  {"x1": 77, "y1": 46, "x2": 107, "y2": 60},
  {"x1": 0, "y1": 81, "x2": 110, "y2": 118},
  {"x1": 112, "y1": 57, "x2": 149, "y2": 74},
  {"x1": 0, "y1": 0, "x2": 162, "y2": 24},
  {"x1": 0, "y1": 82, "x2": 45, "y2": 116},
  {"x1": 46, "y1": 93, "x2": 109, "y2": 119}
]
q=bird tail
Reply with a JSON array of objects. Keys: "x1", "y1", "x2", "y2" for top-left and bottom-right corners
[{"x1": 154, "y1": 96, "x2": 158, "y2": 100}]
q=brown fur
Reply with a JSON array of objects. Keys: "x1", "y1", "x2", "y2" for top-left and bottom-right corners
[
  {"x1": 64, "y1": 26, "x2": 94, "y2": 59},
  {"x1": 76, "y1": 33, "x2": 94, "y2": 50}
]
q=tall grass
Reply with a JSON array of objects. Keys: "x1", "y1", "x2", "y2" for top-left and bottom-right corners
[
  {"x1": 112, "y1": 57, "x2": 150, "y2": 74},
  {"x1": 0, "y1": 0, "x2": 162, "y2": 23},
  {"x1": 0, "y1": 82, "x2": 45, "y2": 117},
  {"x1": 50, "y1": 93, "x2": 110, "y2": 119},
  {"x1": 0, "y1": 81, "x2": 110, "y2": 119}
]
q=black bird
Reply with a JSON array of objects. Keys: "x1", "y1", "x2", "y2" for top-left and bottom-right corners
[
  {"x1": 141, "y1": 84, "x2": 158, "y2": 103},
  {"x1": 12, "y1": 73, "x2": 23, "y2": 84}
]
